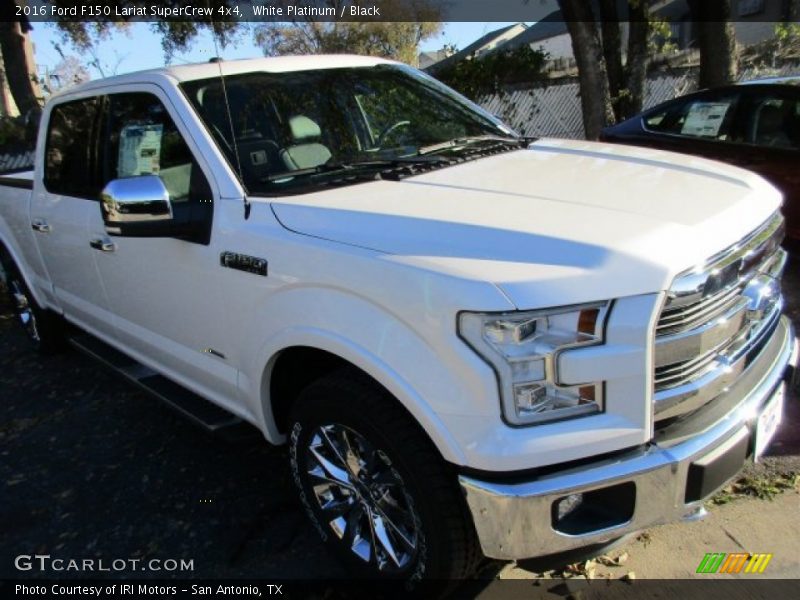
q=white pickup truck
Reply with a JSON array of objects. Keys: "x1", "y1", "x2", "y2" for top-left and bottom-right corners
[{"x1": 0, "y1": 55, "x2": 795, "y2": 582}]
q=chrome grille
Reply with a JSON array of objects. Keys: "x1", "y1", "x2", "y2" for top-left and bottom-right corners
[
  {"x1": 656, "y1": 286, "x2": 741, "y2": 336},
  {"x1": 653, "y1": 212, "x2": 786, "y2": 422},
  {"x1": 655, "y1": 342, "x2": 728, "y2": 389}
]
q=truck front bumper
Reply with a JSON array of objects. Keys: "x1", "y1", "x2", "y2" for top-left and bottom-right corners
[{"x1": 459, "y1": 316, "x2": 796, "y2": 561}]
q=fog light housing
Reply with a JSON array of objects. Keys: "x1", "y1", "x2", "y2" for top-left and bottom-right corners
[
  {"x1": 551, "y1": 483, "x2": 636, "y2": 535},
  {"x1": 555, "y1": 493, "x2": 584, "y2": 521}
]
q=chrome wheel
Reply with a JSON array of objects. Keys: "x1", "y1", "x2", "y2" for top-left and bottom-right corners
[
  {"x1": 306, "y1": 423, "x2": 419, "y2": 571},
  {"x1": 8, "y1": 277, "x2": 40, "y2": 343}
]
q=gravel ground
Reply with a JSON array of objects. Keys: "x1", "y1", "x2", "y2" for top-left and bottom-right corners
[{"x1": 1, "y1": 254, "x2": 799, "y2": 585}]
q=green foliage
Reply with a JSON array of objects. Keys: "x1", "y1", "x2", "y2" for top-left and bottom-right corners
[
  {"x1": 648, "y1": 20, "x2": 678, "y2": 56},
  {"x1": 740, "y1": 22, "x2": 800, "y2": 70},
  {"x1": 255, "y1": 21, "x2": 442, "y2": 65},
  {"x1": 0, "y1": 115, "x2": 36, "y2": 158},
  {"x1": 254, "y1": 0, "x2": 442, "y2": 65},
  {"x1": 775, "y1": 22, "x2": 800, "y2": 57},
  {"x1": 0, "y1": 118, "x2": 27, "y2": 147},
  {"x1": 435, "y1": 46, "x2": 550, "y2": 99},
  {"x1": 708, "y1": 471, "x2": 799, "y2": 506},
  {"x1": 775, "y1": 22, "x2": 800, "y2": 43},
  {"x1": 49, "y1": 1, "x2": 243, "y2": 60}
]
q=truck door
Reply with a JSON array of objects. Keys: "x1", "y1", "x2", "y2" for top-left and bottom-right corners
[
  {"x1": 90, "y1": 88, "x2": 240, "y2": 410},
  {"x1": 29, "y1": 96, "x2": 116, "y2": 336}
]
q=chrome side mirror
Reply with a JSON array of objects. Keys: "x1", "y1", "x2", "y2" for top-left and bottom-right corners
[{"x1": 100, "y1": 175, "x2": 173, "y2": 234}]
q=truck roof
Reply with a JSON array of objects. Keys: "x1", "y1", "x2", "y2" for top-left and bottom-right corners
[{"x1": 53, "y1": 54, "x2": 395, "y2": 98}]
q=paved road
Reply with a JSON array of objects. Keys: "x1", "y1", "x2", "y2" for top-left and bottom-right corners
[{"x1": 1, "y1": 255, "x2": 799, "y2": 587}]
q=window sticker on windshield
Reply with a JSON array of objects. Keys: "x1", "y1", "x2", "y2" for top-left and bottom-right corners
[
  {"x1": 681, "y1": 102, "x2": 731, "y2": 137},
  {"x1": 118, "y1": 123, "x2": 163, "y2": 177}
]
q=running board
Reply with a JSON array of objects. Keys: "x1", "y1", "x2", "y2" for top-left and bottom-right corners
[{"x1": 69, "y1": 334, "x2": 246, "y2": 434}]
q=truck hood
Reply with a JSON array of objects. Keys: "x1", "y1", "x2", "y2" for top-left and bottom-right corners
[{"x1": 268, "y1": 139, "x2": 781, "y2": 308}]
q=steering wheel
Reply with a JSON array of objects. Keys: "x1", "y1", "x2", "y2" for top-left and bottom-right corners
[{"x1": 375, "y1": 120, "x2": 412, "y2": 148}]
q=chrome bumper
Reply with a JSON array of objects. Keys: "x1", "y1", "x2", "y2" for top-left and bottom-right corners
[{"x1": 459, "y1": 316, "x2": 795, "y2": 560}]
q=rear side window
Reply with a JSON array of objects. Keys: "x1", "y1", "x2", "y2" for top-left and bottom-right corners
[
  {"x1": 44, "y1": 98, "x2": 101, "y2": 197},
  {"x1": 645, "y1": 94, "x2": 739, "y2": 141}
]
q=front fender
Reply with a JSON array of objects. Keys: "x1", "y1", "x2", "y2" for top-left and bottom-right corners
[{"x1": 238, "y1": 285, "x2": 505, "y2": 465}]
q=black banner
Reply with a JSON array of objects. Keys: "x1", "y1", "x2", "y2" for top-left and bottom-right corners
[
  {"x1": 3, "y1": 579, "x2": 800, "y2": 599},
  {"x1": 5, "y1": 0, "x2": 797, "y2": 23}
]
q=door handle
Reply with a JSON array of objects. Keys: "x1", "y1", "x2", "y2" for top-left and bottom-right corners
[
  {"x1": 89, "y1": 238, "x2": 116, "y2": 253},
  {"x1": 31, "y1": 219, "x2": 51, "y2": 233}
]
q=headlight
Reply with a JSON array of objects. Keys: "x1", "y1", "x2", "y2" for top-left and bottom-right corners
[{"x1": 459, "y1": 302, "x2": 609, "y2": 426}]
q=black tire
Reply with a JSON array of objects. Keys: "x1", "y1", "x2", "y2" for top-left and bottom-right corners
[
  {"x1": 289, "y1": 368, "x2": 482, "y2": 587},
  {"x1": 0, "y1": 252, "x2": 65, "y2": 354}
]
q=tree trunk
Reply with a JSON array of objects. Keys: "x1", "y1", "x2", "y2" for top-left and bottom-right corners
[
  {"x1": 688, "y1": 0, "x2": 738, "y2": 88},
  {"x1": 0, "y1": 64, "x2": 13, "y2": 117},
  {"x1": 599, "y1": 0, "x2": 624, "y2": 121},
  {"x1": 622, "y1": 2, "x2": 649, "y2": 120},
  {"x1": 0, "y1": 20, "x2": 41, "y2": 117},
  {"x1": 559, "y1": 1, "x2": 614, "y2": 139},
  {"x1": 788, "y1": 0, "x2": 799, "y2": 21}
]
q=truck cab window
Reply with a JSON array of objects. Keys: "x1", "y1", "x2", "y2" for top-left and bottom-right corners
[
  {"x1": 44, "y1": 97, "x2": 101, "y2": 197},
  {"x1": 104, "y1": 93, "x2": 211, "y2": 205},
  {"x1": 181, "y1": 64, "x2": 511, "y2": 194}
]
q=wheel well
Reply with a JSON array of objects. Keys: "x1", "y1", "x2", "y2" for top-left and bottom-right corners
[{"x1": 267, "y1": 346, "x2": 353, "y2": 435}]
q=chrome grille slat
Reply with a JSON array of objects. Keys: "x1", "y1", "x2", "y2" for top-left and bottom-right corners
[
  {"x1": 655, "y1": 347, "x2": 720, "y2": 382},
  {"x1": 652, "y1": 212, "x2": 786, "y2": 422},
  {"x1": 661, "y1": 283, "x2": 740, "y2": 317},
  {"x1": 657, "y1": 286, "x2": 740, "y2": 332}
]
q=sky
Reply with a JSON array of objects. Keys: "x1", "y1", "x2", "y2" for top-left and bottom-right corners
[{"x1": 28, "y1": 22, "x2": 519, "y2": 80}]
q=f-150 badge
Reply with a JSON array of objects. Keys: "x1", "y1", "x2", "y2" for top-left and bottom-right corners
[{"x1": 220, "y1": 251, "x2": 268, "y2": 276}]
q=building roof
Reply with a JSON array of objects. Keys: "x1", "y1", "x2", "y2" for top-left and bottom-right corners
[
  {"x1": 499, "y1": 10, "x2": 569, "y2": 51},
  {"x1": 418, "y1": 49, "x2": 451, "y2": 70},
  {"x1": 426, "y1": 23, "x2": 528, "y2": 73}
]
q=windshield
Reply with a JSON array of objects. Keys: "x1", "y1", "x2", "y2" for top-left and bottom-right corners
[{"x1": 181, "y1": 64, "x2": 518, "y2": 194}]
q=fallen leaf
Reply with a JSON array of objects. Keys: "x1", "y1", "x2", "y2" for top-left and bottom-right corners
[{"x1": 622, "y1": 572, "x2": 636, "y2": 584}]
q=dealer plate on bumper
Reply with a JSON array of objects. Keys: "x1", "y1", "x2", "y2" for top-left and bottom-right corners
[{"x1": 755, "y1": 384, "x2": 784, "y2": 461}]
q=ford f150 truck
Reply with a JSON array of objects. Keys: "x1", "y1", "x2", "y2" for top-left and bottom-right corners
[{"x1": 0, "y1": 55, "x2": 795, "y2": 582}]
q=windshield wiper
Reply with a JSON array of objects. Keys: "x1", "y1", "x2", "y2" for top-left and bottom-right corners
[
  {"x1": 418, "y1": 135, "x2": 526, "y2": 156},
  {"x1": 262, "y1": 155, "x2": 451, "y2": 183}
]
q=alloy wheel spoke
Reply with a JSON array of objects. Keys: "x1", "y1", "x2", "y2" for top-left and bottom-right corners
[
  {"x1": 370, "y1": 510, "x2": 403, "y2": 569},
  {"x1": 373, "y1": 503, "x2": 416, "y2": 553},
  {"x1": 309, "y1": 445, "x2": 353, "y2": 488},
  {"x1": 343, "y1": 503, "x2": 363, "y2": 550},
  {"x1": 338, "y1": 426, "x2": 356, "y2": 458},
  {"x1": 318, "y1": 426, "x2": 356, "y2": 477},
  {"x1": 10, "y1": 281, "x2": 39, "y2": 342},
  {"x1": 308, "y1": 463, "x2": 355, "y2": 491}
]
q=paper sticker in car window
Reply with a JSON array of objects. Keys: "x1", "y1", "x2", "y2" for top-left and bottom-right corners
[
  {"x1": 681, "y1": 102, "x2": 731, "y2": 138},
  {"x1": 118, "y1": 123, "x2": 164, "y2": 177}
]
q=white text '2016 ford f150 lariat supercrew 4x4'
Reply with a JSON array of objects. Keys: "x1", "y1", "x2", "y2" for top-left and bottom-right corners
[{"x1": 0, "y1": 55, "x2": 795, "y2": 583}]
